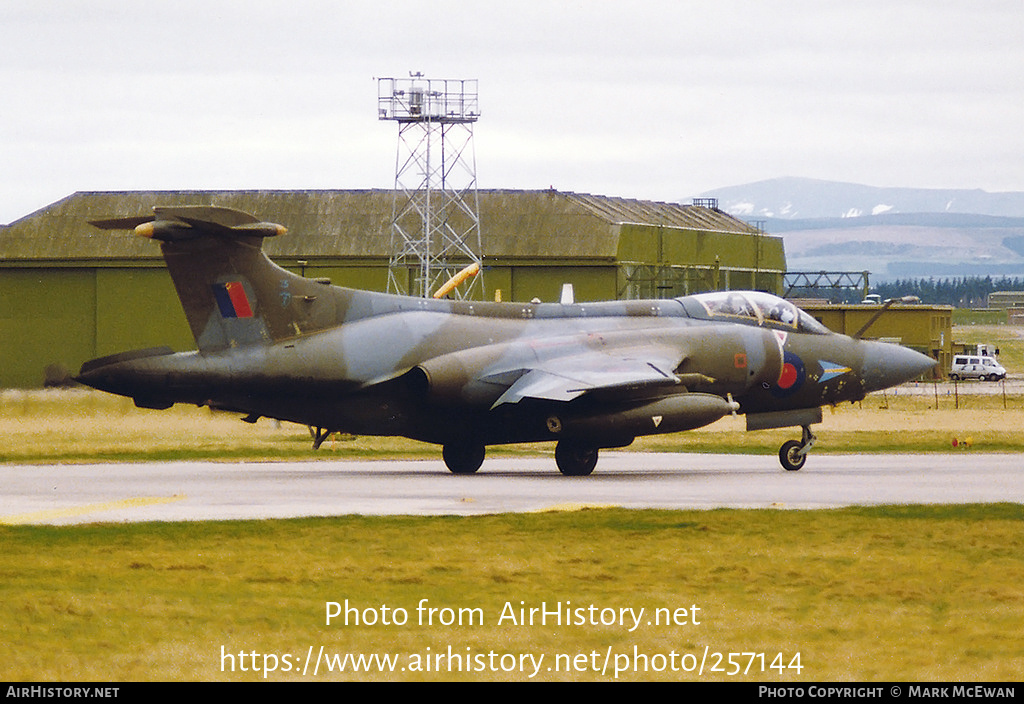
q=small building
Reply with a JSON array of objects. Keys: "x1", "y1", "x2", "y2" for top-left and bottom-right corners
[
  {"x1": 988, "y1": 291, "x2": 1024, "y2": 309},
  {"x1": 0, "y1": 189, "x2": 785, "y2": 387}
]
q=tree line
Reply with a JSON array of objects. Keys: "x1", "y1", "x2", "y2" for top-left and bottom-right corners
[
  {"x1": 788, "y1": 276, "x2": 1024, "y2": 306},
  {"x1": 870, "y1": 276, "x2": 1024, "y2": 307}
]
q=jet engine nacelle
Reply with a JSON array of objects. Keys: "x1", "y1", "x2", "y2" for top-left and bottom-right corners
[{"x1": 414, "y1": 344, "x2": 514, "y2": 406}]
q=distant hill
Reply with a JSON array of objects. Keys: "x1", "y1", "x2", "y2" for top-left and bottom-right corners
[
  {"x1": 697, "y1": 177, "x2": 1024, "y2": 220},
  {"x1": 757, "y1": 212, "x2": 1024, "y2": 233},
  {"x1": 694, "y1": 178, "x2": 1024, "y2": 280}
]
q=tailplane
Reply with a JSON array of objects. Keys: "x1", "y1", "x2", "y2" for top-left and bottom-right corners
[{"x1": 91, "y1": 205, "x2": 340, "y2": 352}]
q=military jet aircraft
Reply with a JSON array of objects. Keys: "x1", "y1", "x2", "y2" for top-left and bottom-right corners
[{"x1": 78, "y1": 205, "x2": 936, "y2": 475}]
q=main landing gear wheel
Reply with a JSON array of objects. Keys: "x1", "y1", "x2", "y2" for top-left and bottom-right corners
[
  {"x1": 554, "y1": 441, "x2": 599, "y2": 476},
  {"x1": 443, "y1": 442, "x2": 485, "y2": 475},
  {"x1": 778, "y1": 425, "x2": 817, "y2": 472}
]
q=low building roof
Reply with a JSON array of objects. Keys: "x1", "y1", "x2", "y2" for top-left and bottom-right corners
[{"x1": 0, "y1": 189, "x2": 758, "y2": 263}]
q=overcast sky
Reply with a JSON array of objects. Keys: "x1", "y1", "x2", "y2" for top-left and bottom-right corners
[{"x1": 2, "y1": 0, "x2": 1023, "y2": 224}]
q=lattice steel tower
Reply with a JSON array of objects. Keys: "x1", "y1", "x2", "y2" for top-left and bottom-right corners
[{"x1": 378, "y1": 73, "x2": 483, "y2": 299}]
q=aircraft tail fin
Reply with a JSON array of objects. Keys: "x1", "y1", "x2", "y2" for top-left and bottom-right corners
[{"x1": 90, "y1": 205, "x2": 339, "y2": 353}]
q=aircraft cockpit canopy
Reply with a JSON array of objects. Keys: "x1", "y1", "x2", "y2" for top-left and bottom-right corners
[{"x1": 681, "y1": 291, "x2": 831, "y2": 335}]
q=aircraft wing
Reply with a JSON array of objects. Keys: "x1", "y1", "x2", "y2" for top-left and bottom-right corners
[{"x1": 487, "y1": 349, "x2": 683, "y2": 408}]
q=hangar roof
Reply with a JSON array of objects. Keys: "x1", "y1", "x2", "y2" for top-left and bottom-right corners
[{"x1": 0, "y1": 189, "x2": 758, "y2": 263}]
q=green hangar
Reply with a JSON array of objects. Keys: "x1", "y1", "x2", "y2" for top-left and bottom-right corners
[{"x1": 0, "y1": 189, "x2": 784, "y2": 388}]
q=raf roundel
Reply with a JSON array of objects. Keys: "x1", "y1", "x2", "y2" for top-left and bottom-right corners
[{"x1": 772, "y1": 352, "x2": 806, "y2": 398}]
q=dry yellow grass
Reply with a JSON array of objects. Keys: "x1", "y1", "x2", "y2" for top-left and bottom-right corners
[{"x1": 0, "y1": 389, "x2": 431, "y2": 462}]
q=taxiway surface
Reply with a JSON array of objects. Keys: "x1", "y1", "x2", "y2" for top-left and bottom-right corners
[{"x1": 2, "y1": 452, "x2": 1021, "y2": 525}]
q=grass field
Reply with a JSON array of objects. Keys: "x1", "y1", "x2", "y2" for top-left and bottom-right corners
[{"x1": 2, "y1": 506, "x2": 1023, "y2": 681}]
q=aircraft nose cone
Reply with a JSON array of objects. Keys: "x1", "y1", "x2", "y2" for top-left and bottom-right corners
[{"x1": 861, "y1": 341, "x2": 936, "y2": 393}]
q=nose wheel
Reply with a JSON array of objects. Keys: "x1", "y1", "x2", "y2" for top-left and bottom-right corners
[{"x1": 779, "y1": 425, "x2": 816, "y2": 471}]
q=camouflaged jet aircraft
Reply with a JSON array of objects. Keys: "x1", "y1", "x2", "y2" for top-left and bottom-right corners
[{"x1": 77, "y1": 205, "x2": 936, "y2": 475}]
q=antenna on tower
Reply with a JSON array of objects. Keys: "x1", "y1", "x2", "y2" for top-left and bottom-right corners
[{"x1": 378, "y1": 73, "x2": 483, "y2": 299}]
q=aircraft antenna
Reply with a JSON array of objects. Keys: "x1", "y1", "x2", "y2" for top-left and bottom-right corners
[{"x1": 378, "y1": 73, "x2": 484, "y2": 299}]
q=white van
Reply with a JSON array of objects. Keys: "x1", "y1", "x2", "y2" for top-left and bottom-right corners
[{"x1": 950, "y1": 355, "x2": 1006, "y2": 381}]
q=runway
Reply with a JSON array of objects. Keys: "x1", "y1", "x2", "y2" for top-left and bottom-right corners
[{"x1": 2, "y1": 452, "x2": 1022, "y2": 525}]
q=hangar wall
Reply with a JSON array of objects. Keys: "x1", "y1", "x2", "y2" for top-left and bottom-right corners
[{"x1": 0, "y1": 189, "x2": 784, "y2": 388}]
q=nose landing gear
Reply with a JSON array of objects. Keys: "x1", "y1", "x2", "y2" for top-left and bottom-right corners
[{"x1": 779, "y1": 425, "x2": 817, "y2": 471}]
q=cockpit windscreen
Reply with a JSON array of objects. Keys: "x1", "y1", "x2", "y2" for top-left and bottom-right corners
[{"x1": 687, "y1": 291, "x2": 830, "y2": 335}]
